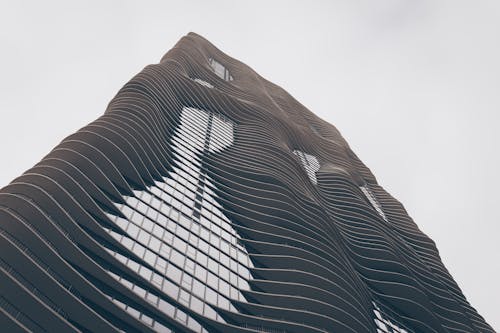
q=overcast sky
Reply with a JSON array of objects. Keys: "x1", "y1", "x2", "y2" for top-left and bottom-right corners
[{"x1": 1, "y1": 0, "x2": 499, "y2": 330}]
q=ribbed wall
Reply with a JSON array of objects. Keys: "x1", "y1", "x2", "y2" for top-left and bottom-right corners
[{"x1": 0, "y1": 32, "x2": 494, "y2": 333}]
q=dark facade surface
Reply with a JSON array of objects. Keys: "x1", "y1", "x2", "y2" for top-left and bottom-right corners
[{"x1": 0, "y1": 33, "x2": 494, "y2": 333}]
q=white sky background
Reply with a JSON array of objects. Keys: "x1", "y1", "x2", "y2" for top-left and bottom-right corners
[{"x1": 1, "y1": 0, "x2": 498, "y2": 330}]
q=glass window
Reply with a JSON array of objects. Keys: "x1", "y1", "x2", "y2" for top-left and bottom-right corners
[
  {"x1": 146, "y1": 291, "x2": 159, "y2": 306},
  {"x1": 126, "y1": 197, "x2": 138, "y2": 207},
  {"x1": 208, "y1": 246, "x2": 219, "y2": 260},
  {"x1": 238, "y1": 277, "x2": 250, "y2": 291},
  {"x1": 229, "y1": 245, "x2": 237, "y2": 258},
  {"x1": 147, "y1": 209, "x2": 158, "y2": 222},
  {"x1": 181, "y1": 205, "x2": 192, "y2": 216},
  {"x1": 127, "y1": 258, "x2": 140, "y2": 273},
  {"x1": 157, "y1": 213, "x2": 168, "y2": 227},
  {"x1": 183, "y1": 197, "x2": 194, "y2": 208},
  {"x1": 182, "y1": 272, "x2": 193, "y2": 286},
  {"x1": 167, "y1": 264, "x2": 182, "y2": 284},
  {"x1": 156, "y1": 257, "x2": 167, "y2": 272},
  {"x1": 176, "y1": 224, "x2": 189, "y2": 241},
  {"x1": 119, "y1": 276, "x2": 133, "y2": 289},
  {"x1": 132, "y1": 243, "x2": 145, "y2": 259},
  {"x1": 120, "y1": 205, "x2": 133, "y2": 219},
  {"x1": 219, "y1": 265, "x2": 229, "y2": 281},
  {"x1": 160, "y1": 243, "x2": 170, "y2": 258},
  {"x1": 237, "y1": 250, "x2": 248, "y2": 265},
  {"x1": 185, "y1": 258, "x2": 195, "y2": 274},
  {"x1": 126, "y1": 306, "x2": 140, "y2": 319},
  {"x1": 205, "y1": 287, "x2": 217, "y2": 305},
  {"x1": 173, "y1": 189, "x2": 183, "y2": 201},
  {"x1": 190, "y1": 222, "x2": 200, "y2": 235},
  {"x1": 238, "y1": 263, "x2": 249, "y2": 277},
  {"x1": 201, "y1": 208, "x2": 211, "y2": 219},
  {"x1": 179, "y1": 289, "x2": 190, "y2": 306},
  {"x1": 220, "y1": 240, "x2": 229, "y2": 254},
  {"x1": 140, "y1": 313, "x2": 153, "y2": 326},
  {"x1": 211, "y1": 216, "x2": 222, "y2": 229},
  {"x1": 165, "y1": 184, "x2": 174, "y2": 196},
  {"x1": 150, "y1": 186, "x2": 162, "y2": 198},
  {"x1": 190, "y1": 298, "x2": 204, "y2": 317},
  {"x1": 210, "y1": 223, "x2": 221, "y2": 235},
  {"x1": 144, "y1": 249, "x2": 156, "y2": 266},
  {"x1": 173, "y1": 237, "x2": 187, "y2": 254},
  {"x1": 203, "y1": 303, "x2": 217, "y2": 320},
  {"x1": 208, "y1": 58, "x2": 232, "y2": 81},
  {"x1": 160, "y1": 192, "x2": 172, "y2": 205},
  {"x1": 171, "y1": 198, "x2": 181, "y2": 211},
  {"x1": 162, "y1": 230, "x2": 173, "y2": 245},
  {"x1": 166, "y1": 220, "x2": 177, "y2": 234},
  {"x1": 151, "y1": 197, "x2": 161, "y2": 210},
  {"x1": 113, "y1": 216, "x2": 126, "y2": 230},
  {"x1": 153, "y1": 224, "x2": 164, "y2": 239},
  {"x1": 207, "y1": 272, "x2": 218, "y2": 290},
  {"x1": 198, "y1": 239, "x2": 209, "y2": 253},
  {"x1": 127, "y1": 220, "x2": 140, "y2": 238},
  {"x1": 158, "y1": 299, "x2": 175, "y2": 317},
  {"x1": 175, "y1": 309, "x2": 187, "y2": 324},
  {"x1": 137, "y1": 201, "x2": 148, "y2": 214},
  {"x1": 197, "y1": 251, "x2": 208, "y2": 267},
  {"x1": 179, "y1": 214, "x2": 191, "y2": 230},
  {"x1": 192, "y1": 278, "x2": 205, "y2": 298},
  {"x1": 170, "y1": 250, "x2": 185, "y2": 269},
  {"x1": 229, "y1": 259, "x2": 238, "y2": 272},
  {"x1": 208, "y1": 258, "x2": 218, "y2": 274},
  {"x1": 209, "y1": 233, "x2": 219, "y2": 248},
  {"x1": 220, "y1": 253, "x2": 230, "y2": 267},
  {"x1": 200, "y1": 216, "x2": 211, "y2": 229},
  {"x1": 199, "y1": 228, "x2": 210, "y2": 242},
  {"x1": 186, "y1": 244, "x2": 197, "y2": 259},
  {"x1": 219, "y1": 279, "x2": 230, "y2": 296},
  {"x1": 230, "y1": 286, "x2": 239, "y2": 300},
  {"x1": 229, "y1": 271, "x2": 237, "y2": 286},
  {"x1": 195, "y1": 264, "x2": 207, "y2": 283},
  {"x1": 218, "y1": 295, "x2": 230, "y2": 310},
  {"x1": 138, "y1": 229, "x2": 150, "y2": 245},
  {"x1": 142, "y1": 192, "x2": 152, "y2": 204},
  {"x1": 121, "y1": 235, "x2": 134, "y2": 249},
  {"x1": 139, "y1": 266, "x2": 152, "y2": 281}
]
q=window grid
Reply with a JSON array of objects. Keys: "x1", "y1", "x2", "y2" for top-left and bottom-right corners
[
  {"x1": 193, "y1": 78, "x2": 214, "y2": 88},
  {"x1": 373, "y1": 302, "x2": 412, "y2": 333},
  {"x1": 103, "y1": 106, "x2": 254, "y2": 332},
  {"x1": 360, "y1": 185, "x2": 388, "y2": 222},
  {"x1": 208, "y1": 58, "x2": 233, "y2": 81},
  {"x1": 293, "y1": 150, "x2": 320, "y2": 184}
]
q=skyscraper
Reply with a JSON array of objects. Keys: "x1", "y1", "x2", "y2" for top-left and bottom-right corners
[{"x1": 0, "y1": 32, "x2": 494, "y2": 332}]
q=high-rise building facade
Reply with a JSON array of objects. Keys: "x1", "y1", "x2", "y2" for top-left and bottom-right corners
[{"x1": 0, "y1": 33, "x2": 494, "y2": 333}]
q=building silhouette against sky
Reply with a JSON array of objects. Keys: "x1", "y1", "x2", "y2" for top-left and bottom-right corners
[{"x1": 0, "y1": 33, "x2": 494, "y2": 333}]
